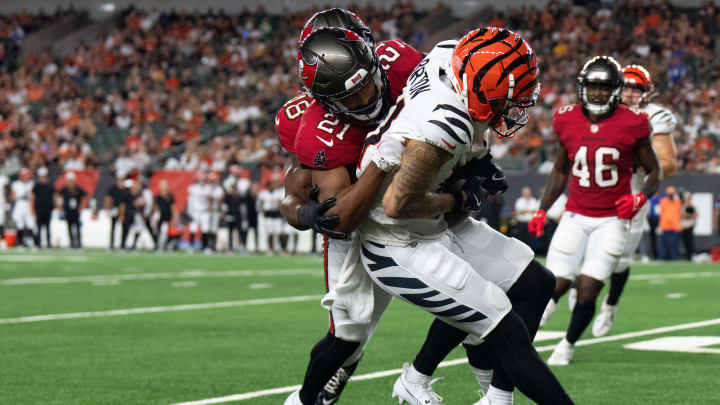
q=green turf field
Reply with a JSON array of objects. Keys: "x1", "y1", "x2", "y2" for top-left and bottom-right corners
[{"x1": 1, "y1": 250, "x2": 719, "y2": 404}]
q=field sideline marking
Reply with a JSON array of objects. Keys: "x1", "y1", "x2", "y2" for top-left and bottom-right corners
[
  {"x1": 0, "y1": 269, "x2": 320, "y2": 285},
  {"x1": 0, "y1": 295, "x2": 323, "y2": 325},
  {"x1": 3, "y1": 270, "x2": 714, "y2": 287},
  {"x1": 172, "y1": 317, "x2": 720, "y2": 404}
]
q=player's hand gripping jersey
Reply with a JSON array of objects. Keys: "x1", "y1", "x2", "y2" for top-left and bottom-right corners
[
  {"x1": 553, "y1": 103, "x2": 651, "y2": 217},
  {"x1": 357, "y1": 40, "x2": 492, "y2": 245},
  {"x1": 294, "y1": 40, "x2": 423, "y2": 171}
]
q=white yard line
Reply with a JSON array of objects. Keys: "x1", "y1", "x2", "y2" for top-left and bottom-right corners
[
  {"x1": 172, "y1": 317, "x2": 720, "y2": 405},
  {"x1": 0, "y1": 295, "x2": 323, "y2": 324},
  {"x1": 630, "y1": 271, "x2": 720, "y2": 281},
  {"x1": 0, "y1": 269, "x2": 320, "y2": 285}
]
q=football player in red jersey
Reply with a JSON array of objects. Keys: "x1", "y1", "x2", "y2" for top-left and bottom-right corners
[
  {"x1": 590, "y1": 64, "x2": 679, "y2": 337},
  {"x1": 528, "y1": 56, "x2": 661, "y2": 365},
  {"x1": 283, "y1": 26, "x2": 425, "y2": 405}
]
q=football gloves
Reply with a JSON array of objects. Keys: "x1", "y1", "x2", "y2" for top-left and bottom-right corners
[
  {"x1": 614, "y1": 192, "x2": 648, "y2": 220},
  {"x1": 296, "y1": 185, "x2": 347, "y2": 239},
  {"x1": 457, "y1": 153, "x2": 508, "y2": 195},
  {"x1": 456, "y1": 176, "x2": 488, "y2": 212},
  {"x1": 527, "y1": 209, "x2": 547, "y2": 237}
]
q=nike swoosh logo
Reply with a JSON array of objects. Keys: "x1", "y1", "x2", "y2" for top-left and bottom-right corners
[
  {"x1": 316, "y1": 136, "x2": 334, "y2": 147},
  {"x1": 491, "y1": 173, "x2": 504, "y2": 181},
  {"x1": 322, "y1": 398, "x2": 337, "y2": 405},
  {"x1": 441, "y1": 139, "x2": 456, "y2": 150}
]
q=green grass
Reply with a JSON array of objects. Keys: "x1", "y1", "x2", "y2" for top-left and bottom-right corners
[{"x1": 1, "y1": 251, "x2": 719, "y2": 404}]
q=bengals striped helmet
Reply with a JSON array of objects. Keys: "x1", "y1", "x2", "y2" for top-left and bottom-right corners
[
  {"x1": 622, "y1": 64, "x2": 653, "y2": 107},
  {"x1": 449, "y1": 27, "x2": 540, "y2": 138}
]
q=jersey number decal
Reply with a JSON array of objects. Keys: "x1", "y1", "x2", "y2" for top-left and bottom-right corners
[
  {"x1": 572, "y1": 146, "x2": 620, "y2": 188},
  {"x1": 285, "y1": 98, "x2": 310, "y2": 120},
  {"x1": 375, "y1": 42, "x2": 401, "y2": 71},
  {"x1": 317, "y1": 113, "x2": 351, "y2": 141}
]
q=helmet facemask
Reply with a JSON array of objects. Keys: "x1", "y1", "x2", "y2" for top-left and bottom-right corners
[
  {"x1": 323, "y1": 60, "x2": 390, "y2": 125},
  {"x1": 579, "y1": 80, "x2": 621, "y2": 115},
  {"x1": 487, "y1": 76, "x2": 540, "y2": 138}
]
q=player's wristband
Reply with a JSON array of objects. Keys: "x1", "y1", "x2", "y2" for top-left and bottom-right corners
[{"x1": 451, "y1": 190, "x2": 464, "y2": 212}]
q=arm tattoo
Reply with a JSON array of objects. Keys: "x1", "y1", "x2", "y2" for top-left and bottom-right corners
[{"x1": 386, "y1": 141, "x2": 453, "y2": 218}]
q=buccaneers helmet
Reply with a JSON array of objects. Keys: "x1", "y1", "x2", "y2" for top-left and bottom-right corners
[
  {"x1": 622, "y1": 64, "x2": 653, "y2": 107},
  {"x1": 299, "y1": 8, "x2": 373, "y2": 45},
  {"x1": 577, "y1": 56, "x2": 623, "y2": 115},
  {"x1": 298, "y1": 27, "x2": 391, "y2": 125},
  {"x1": 449, "y1": 27, "x2": 540, "y2": 138}
]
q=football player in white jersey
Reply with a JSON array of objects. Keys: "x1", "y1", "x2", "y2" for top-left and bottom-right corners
[
  {"x1": 0, "y1": 173, "x2": 8, "y2": 249},
  {"x1": 10, "y1": 168, "x2": 36, "y2": 247},
  {"x1": 591, "y1": 64, "x2": 678, "y2": 337},
  {"x1": 187, "y1": 172, "x2": 210, "y2": 251},
  {"x1": 351, "y1": 28, "x2": 573, "y2": 405},
  {"x1": 205, "y1": 171, "x2": 224, "y2": 252},
  {"x1": 256, "y1": 175, "x2": 286, "y2": 255}
]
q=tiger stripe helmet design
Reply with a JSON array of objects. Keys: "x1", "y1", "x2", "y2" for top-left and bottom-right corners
[
  {"x1": 622, "y1": 64, "x2": 653, "y2": 106},
  {"x1": 449, "y1": 27, "x2": 540, "y2": 138}
]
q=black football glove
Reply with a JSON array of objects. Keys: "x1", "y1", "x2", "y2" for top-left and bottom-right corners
[
  {"x1": 465, "y1": 154, "x2": 508, "y2": 195},
  {"x1": 296, "y1": 185, "x2": 347, "y2": 239},
  {"x1": 448, "y1": 176, "x2": 487, "y2": 213}
]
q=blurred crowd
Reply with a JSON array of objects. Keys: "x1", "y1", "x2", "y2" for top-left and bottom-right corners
[
  {"x1": 488, "y1": 0, "x2": 720, "y2": 173},
  {"x1": 0, "y1": 2, "x2": 429, "y2": 180}
]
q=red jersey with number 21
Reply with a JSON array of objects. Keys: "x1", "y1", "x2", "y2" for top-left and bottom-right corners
[
  {"x1": 295, "y1": 40, "x2": 423, "y2": 171},
  {"x1": 553, "y1": 103, "x2": 650, "y2": 218}
]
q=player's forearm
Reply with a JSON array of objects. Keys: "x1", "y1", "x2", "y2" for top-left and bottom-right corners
[
  {"x1": 384, "y1": 189, "x2": 455, "y2": 219},
  {"x1": 539, "y1": 169, "x2": 567, "y2": 211},
  {"x1": 652, "y1": 134, "x2": 678, "y2": 178},
  {"x1": 640, "y1": 167, "x2": 661, "y2": 199},
  {"x1": 280, "y1": 193, "x2": 307, "y2": 230},
  {"x1": 383, "y1": 140, "x2": 452, "y2": 219},
  {"x1": 325, "y1": 163, "x2": 387, "y2": 233}
]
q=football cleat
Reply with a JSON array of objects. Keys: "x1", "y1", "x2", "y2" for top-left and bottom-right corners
[
  {"x1": 592, "y1": 296, "x2": 618, "y2": 337},
  {"x1": 539, "y1": 299, "x2": 557, "y2": 328},
  {"x1": 547, "y1": 338, "x2": 574, "y2": 366},
  {"x1": 284, "y1": 390, "x2": 303, "y2": 405},
  {"x1": 567, "y1": 287, "x2": 577, "y2": 311},
  {"x1": 315, "y1": 367, "x2": 351, "y2": 405},
  {"x1": 391, "y1": 363, "x2": 444, "y2": 405}
]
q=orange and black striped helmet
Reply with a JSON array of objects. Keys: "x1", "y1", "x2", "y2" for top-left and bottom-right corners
[
  {"x1": 622, "y1": 64, "x2": 653, "y2": 106},
  {"x1": 450, "y1": 27, "x2": 540, "y2": 137}
]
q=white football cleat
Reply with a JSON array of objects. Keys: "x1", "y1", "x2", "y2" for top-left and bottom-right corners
[
  {"x1": 391, "y1": 363, "x2": 444, "y2": 405},
  {"x1": 283, "y1": 389, "x2": 302, "y2": 405},
  {"x1": 547, "y1": 338, "x2": 574, "y2": 366},
  {"x1": 539, "y1": 299, "x2": 558, "y2": 328},
  {"x1": 567, "y1": 287, "x2": 577, "y2": 311},
  {"x1": 592, "y1": 297, "x2": 618, "y2": 337},
  {"x1": 472, "y1": 395, "x2": 491, "y2": 405}
]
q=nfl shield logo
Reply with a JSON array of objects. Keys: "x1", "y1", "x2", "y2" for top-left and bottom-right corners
[{"x1": 313, "y1": 150, "x2": 326, "y2": 168}]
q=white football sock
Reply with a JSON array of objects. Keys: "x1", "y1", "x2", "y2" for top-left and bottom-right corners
[
  {"x1": 487, "y1": 385, "x2": 514, "y2": 405},
  {"x1": 406, "y1": 364, "x2": 430, "y2": 384},
  {"x1": 470, "y1": 366, "x2": 493, "y2": 395}
]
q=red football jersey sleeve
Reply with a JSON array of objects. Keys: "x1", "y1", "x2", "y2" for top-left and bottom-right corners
[
  {"x1": 554, "y1": 104, "x2": 650, "y2": 217},
  {"x1": 375, "y1": 40, "x2": 424, "y2": 101},
  {"x1": 295, "y1": 40, "x2": 423, "y2": 170},
  {"x1": 275, "y1": 93, "x2": 312, "y2": 154}
]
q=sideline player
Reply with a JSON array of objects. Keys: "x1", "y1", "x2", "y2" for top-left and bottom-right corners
[
  {"x1": 528, "y1": 56, "x2": 661, "y2": 365},
  {"x1": 591, "y1": 64, "x2": 678, "y2": 337},
  {"x1": 282, "y1": 21, "x2": 424, "y2": 405},
  {"x1": 187, "y1": 172, "x2": 209, "y2": 251},
  {"x1": 0, "y1": 172, "x2": 8, "y2": 249},
  {"x1": 350, "y1": 28, "x2": 572, "y2": 405},
  {"x1": 10, "y1": 168, "x2": 36, "y2": 247}
]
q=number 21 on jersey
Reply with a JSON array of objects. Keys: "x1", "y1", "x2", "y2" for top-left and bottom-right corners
[{"x1": 572, "y1": 145, "x2": 620, "y2": 188}]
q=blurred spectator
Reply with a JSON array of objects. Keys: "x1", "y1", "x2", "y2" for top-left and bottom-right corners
[
  {"x1": 256, "y1": 176, "x2": 285, "y2": 255},
  {"x1": 154, "y1": 179, "x2": 176, "y2": 251},
  {"x1": 659, "y1": 186, "x2": 682, "y2": 260},
  {"x1": 10, "y1": 168, "x2": 35, "y2": 247},
  {"x1": 681, "y1": 192, "x2": 697, "y2": 260},
  {"x1": 514, "y1": 186, "x2": 538, "y2": 246},
  {"x1": 105, "y1": 174, "x2": 127, "y2": 250},
  {"x1": 0, "y1": 173, "x2": 8, "y2": 249},
  {"x1": 57, "y1": 172, "x2": 87, "y2": 249},
  {"x1": 221, "y1": 179, "x2": 243, "y2": 253},
  {"x1": 31, "y1": 167, "x2": 54, "y2": 248},
  {"x1": 646, "y1": 193, "x2": 662, "y2": 259}
]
